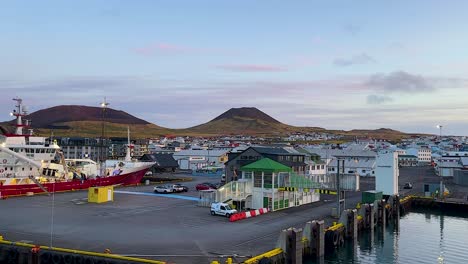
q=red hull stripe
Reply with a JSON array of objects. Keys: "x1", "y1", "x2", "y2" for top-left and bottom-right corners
[{"x1": 0, "y1": 168, "x2": 149, "y2": 197}]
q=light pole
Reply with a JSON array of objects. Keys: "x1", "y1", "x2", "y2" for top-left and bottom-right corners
[
  {"x1": 335, "y1": 156, "x2": 346, "y2": 218},
  {"x1": 100, "y1": 97, "x2": 109, "y2": 162},
  {"x1": 436, "y1": 125, "x2": 443, "y2": 140}
]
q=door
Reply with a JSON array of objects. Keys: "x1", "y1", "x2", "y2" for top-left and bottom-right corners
[{"x1": 107, "y1": 189, "x2": 112, "y2": 201}]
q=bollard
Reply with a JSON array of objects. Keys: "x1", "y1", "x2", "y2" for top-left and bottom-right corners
[
  {"x1": 346, "y1": 209, "x2": 358, "y2": 240},
  {"x1": 379, "y1": 200, "x2": 386, "y2": 227},
  {"x1": 311, "y1": 220, "x2": 325, "y2": 258},
  {"x1": 31, "y1": 245, "x2": 40, "y2": 264},
  {"x1": 226, "y1": 257, "x2": 232, "y2": 264},
  {"x1": 369, "y1": 204, "x2": 375, "y2": 229},
  {"x1": 358, "y1": 204, "x2": 372, "y2": 229},
  {"x1": 289, "y1": 228, "x2": 303, "y2": 264}
]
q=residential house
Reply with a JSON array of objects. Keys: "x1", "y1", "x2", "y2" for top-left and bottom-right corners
[
  {"x1": 398, "y1": 155, "x2": 418, "y2": 167},
  {"x1": 217, "y1": 158, "x2": 320, "y2": 211},
  {"x1": 406, "y1": 146, "x2": 432, "y2": 164},
  {"x1": 173, "y1": 149, "x2": 229, "y2": 170},
  {"x1": 224, "y1": 146, "x2": 307, "y2": 183},
  {"x1": 57, "y1": 137, "x2": 110, "y2": 161},
  {"x1": 139, "y1": 153, "x2": 179, "y2": 173}
]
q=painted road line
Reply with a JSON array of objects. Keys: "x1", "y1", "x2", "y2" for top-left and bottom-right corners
[{"x1": 114, "y1": 190, "x2": 200, "y2": 201}]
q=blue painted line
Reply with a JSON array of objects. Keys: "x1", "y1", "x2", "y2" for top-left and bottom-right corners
[{"x1": 114, "y1": 190, "x2": 200, "y2": 201}]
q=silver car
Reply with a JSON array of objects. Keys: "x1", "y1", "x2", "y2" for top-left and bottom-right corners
[{"x1": 154, "y1": 185, "x2": 174, "y2": 193}]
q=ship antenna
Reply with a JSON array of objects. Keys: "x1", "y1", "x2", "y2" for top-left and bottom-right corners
[{"x1": 125, "y1": 126, "x2": 132, "y2": 162}]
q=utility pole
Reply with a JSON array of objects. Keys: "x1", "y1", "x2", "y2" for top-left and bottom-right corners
[
  {"x1": 436, "y1": 125, "x2": 443, "y2": 141},
  {"x1": 336, "y1": 157, "x2": 346, "y2": 218},
  {"x1": 100, "y1": 98, "x2": 109, "y2": 162}
]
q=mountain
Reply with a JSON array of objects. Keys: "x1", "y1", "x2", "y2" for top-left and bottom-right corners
[
  {"x1": 180, "y1": 107, "x2": 303, "y2": 135},
  {"x1": 26, "y1": 105, "x2": 150, "y2": 128},
  {"x1": 212, "y1": 107, "x2": 281, "y2": 124},
  {"x1": 1, "y1": 105, "x2": 171, "y2": 138},
  {"x1": 1, "y1": 104, "x2": 416, "y2": 140}
]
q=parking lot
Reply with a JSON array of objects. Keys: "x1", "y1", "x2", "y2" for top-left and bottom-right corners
[{"x1": 2, "y1": 168, "x2": 439, "y2": 263}]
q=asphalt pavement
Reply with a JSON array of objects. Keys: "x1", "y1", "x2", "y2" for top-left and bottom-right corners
[{"x1": 0, "y1": 168, "x2": 435, "y2": 264}]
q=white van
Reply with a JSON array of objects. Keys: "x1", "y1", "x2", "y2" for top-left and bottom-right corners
[{"x1": 210, "y1": 202, "x2": 237, "y2": 218}]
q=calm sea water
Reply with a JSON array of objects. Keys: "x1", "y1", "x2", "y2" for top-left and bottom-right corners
[{"x1": 308, "y1": 210, "x2": 468, "y2": 264}]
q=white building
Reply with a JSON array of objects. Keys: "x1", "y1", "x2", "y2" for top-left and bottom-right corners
[
  {"x1": 375, "y1": 151, "x2": 399, "y2": 195},
  {"x1": 406, "y1": 146, "x2": 432, "y2": 164},
  {"x1": 173, "y1": 149, "x2": 229, "y2": 170}
]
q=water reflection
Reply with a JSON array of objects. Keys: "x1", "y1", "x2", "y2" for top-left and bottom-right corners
[{"x1": 306, "y1": 211, "x2": 468, "y2": 264}]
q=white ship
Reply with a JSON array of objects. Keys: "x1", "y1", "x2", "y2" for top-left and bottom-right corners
[
  {"x1": 0, "y1": 98, "x2": 154, "y2": 197},
  {"x1": 0, "y1": 98, "x2": 62, "y2": 185}
]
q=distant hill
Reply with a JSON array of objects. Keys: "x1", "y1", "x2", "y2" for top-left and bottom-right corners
[
  {"x1": 0, "y1": 104, "x2": 419, "y2": 140},
  {"x1": 180, "y1": 107, "x2": 307, "y2": 135},
  {"x1": 1, "y1": 105, "x2": 171, "y2": 138},
  {"x1": 212, "y1": 107, "x2": 281, "y2": 124},
  {"x1": 25, "y1": 105, "x2": 150, "y2": 128}
]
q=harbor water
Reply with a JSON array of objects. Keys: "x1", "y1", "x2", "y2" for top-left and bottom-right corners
[{"x1": 309, "y1": 210, "x2": 468, "y2": 263}]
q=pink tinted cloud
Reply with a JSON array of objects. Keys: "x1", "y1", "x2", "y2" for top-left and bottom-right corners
[{"x1": 216, "y1": 64, "x2": 288, "y2": 72}]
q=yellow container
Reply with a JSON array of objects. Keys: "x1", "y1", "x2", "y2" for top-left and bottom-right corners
[{"x1": 88, "y1": 186, "x2": 114, "y2": 203}]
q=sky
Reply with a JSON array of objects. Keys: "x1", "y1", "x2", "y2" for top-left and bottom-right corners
[{"x1": 1, "y1": 1, "x2": 468, "y2": 135}]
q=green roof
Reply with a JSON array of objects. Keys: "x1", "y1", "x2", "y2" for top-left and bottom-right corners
[{"x1": 241, "y1": 158, "x2": 292, "y2": 172}]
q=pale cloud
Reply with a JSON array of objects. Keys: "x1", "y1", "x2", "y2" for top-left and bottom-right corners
[
  {"x1": 134, "y1": 43, "x2": 192, "y2": 55},
  {"x1": 2, "y1": 74, "x2": 468, "y2": 134},
  {"x1": 366, "y1": 95, "x2": 394, "y2": 105},
  {"x1": 367, "y1": 71, "x2": 434, "y2": 93},
  {"x1": 312, "y1": 36, "x2": 324, "y2": 44},
  {"x1": 343, "y1": 24, "x2": 361, "y2": 35},
  {"x1": 333, "y1": 53, "x2": 376, "y2": 67},
  {"x1": 133, "y1": 42, "x2": 230, "y2": 56}
]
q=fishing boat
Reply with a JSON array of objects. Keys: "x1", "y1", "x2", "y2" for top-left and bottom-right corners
[{"x1": 0, "y1": 98, "x2": 153, "y2": 198}]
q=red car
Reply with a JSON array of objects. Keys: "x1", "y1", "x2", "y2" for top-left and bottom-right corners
[{"x1": 196, "y1": 183, "x2": 217, "y2": 191}]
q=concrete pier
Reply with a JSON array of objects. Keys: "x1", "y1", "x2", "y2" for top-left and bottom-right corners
[
  {"x1": 339, "y1": 209, "x2": 358, "y2": 240},
  {"x1": 277, "y1": 228, "x2": 303, "y2": 264},
  {"x1": 303, "y1": 220, "x2": 325, "y2": 259}
]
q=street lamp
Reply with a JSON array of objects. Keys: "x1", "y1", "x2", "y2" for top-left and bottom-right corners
[
  {"x1": 436, "y1": 125, "x2": 443, "y2": 140},
  {"x1": 100, "y1": 97, "x2": 109, "y2": 162}
]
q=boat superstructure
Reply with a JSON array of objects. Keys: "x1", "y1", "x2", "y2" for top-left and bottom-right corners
[
  {"x1": 0, "y1": 98, "x2": 153, "y2": 197},
  {"x1": 0, "y1": 98, "x2": 61, "y2": 185}
]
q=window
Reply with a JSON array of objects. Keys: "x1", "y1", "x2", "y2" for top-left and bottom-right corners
[
  {"x1": 264, "y1": 172, "x2": 272, "y2": 188},
  {"x1": 254, "y1": 174, "x2": 262, "y2": 188},
  {"x1": 244, "y1": 171, "x2": 253, "y2": 179}
]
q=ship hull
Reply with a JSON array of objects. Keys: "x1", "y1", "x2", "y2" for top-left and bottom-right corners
[{"x1": 0, "y1": 166, "x2": 150, "y2": 198}]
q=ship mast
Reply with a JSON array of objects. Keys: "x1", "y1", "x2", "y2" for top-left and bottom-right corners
[
  {"x1": 11, "y1": 97, "x2": 30, "y2": 136},
  {"x1": 125, "y1": 126, "x2": 132, "y2": 162}
]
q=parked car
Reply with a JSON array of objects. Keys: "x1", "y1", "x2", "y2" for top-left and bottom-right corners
[
  {"x1": 210, "y1": 202, "x2": 237, "y2": 218},
  {"x1": 403, "y1": 182, "x2": 413, "y2": 189},
  {"x1": 172, "y1": 184, "x2": 188, "y2": 192},
  {"x1": 154, "y1": 185, "x2": 174, "y2": 193},
  {"x1": 196, "y1": 183, "x2": 217, "y2": 191}
]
